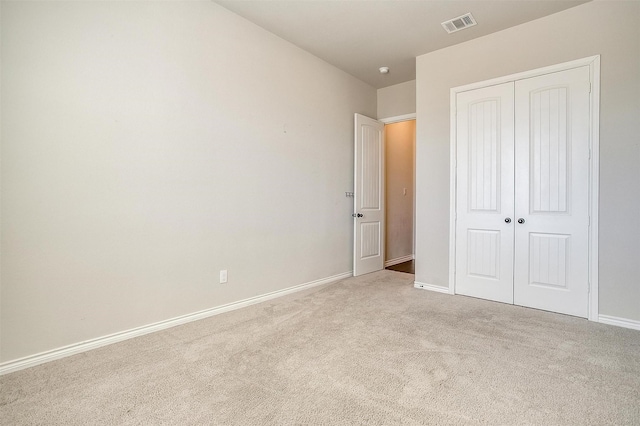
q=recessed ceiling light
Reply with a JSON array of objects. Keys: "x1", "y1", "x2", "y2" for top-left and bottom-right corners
[{"x1": 379, "y1": 67, "x2": 390, "y2": 74}]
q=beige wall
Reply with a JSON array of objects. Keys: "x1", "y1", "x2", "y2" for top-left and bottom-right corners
[
  {"x1": 377, "y1": 80, "x2": 416, "y2": 119},
  {"x1": 0, "y1": 2, "x2": 376, "y2": 362},
  {"x1": 385, "y1": 121, "x2": 415, "y2": 262},
  {"x1": 415, "y1": 1, "x2": 640, "y2": 321}
]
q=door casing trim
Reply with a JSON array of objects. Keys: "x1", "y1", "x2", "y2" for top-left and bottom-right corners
[
  {"x1": 448, "y1": 55, "x2": 600, "y2": 321},
  {"x1": 379, "y1": 113, "x2": 416, "y2": 124}
]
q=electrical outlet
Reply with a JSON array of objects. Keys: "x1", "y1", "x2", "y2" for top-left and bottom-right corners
[{"x1": 219, "y1": 269, "x2": 228, "y2": 284}]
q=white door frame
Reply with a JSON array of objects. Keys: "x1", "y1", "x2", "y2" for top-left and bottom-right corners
[
  {"x1": 380, "y1": 113, "x2": 417, "y2": 125},
  {"x1": 448, "y1": 55, "x2": 600, "y2": 321}
]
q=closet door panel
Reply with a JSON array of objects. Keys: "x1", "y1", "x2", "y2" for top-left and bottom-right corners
[
  {"x1": 455, "y1": 83, "x2": 515, "y2": 304},
  {"x1": 513, "y1": 66, "x2": 591, "y2": 318}
]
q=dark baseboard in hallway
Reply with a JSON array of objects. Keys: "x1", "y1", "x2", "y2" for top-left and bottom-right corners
[{"x1": 385, "y1": 260, "x2": 414, "y2": 274}]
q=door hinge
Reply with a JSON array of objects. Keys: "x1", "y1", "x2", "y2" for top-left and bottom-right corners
[{"x1": 589, "y1": 82, "x2": 592, "y2": 93}]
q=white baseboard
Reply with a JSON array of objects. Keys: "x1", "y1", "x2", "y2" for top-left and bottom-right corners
[
  {"x1": 385, "y1": 254, "x2": 414, "y2": 267},
  {"x1": 412, "y1": 287, "x2": 640, "y2": 331},
  {"x1": 598, "y1": 315, "x2": 640, "y2": 331},
  {"x1": 414, "y1": 281, "x2": 453, "y2": 295},
  {"x1": 0, "y1": 271, "x2": 352, "y2": 376}
]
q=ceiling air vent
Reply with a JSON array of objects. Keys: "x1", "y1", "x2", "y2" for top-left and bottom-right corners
[{"x1": 441, "y1": 13, "x2": 477, "y2": 34}]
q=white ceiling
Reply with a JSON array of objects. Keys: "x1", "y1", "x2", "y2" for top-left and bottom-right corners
[{"x1": 215, "y1": 0, "x2": 589, "y2": 89}]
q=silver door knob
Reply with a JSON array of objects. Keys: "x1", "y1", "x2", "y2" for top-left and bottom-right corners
[
  {"x1": 517, "y1": 218, "x2": 525, "y2": 224},
  {"x1": 504, "y1": 218, "x2": 511, "y2": 223}
]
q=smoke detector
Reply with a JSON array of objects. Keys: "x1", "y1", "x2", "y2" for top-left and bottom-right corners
[
  {"x1": 379, "y1": 66, "x2": 390, "y2": 74},
  {"x1": 441, "y1": 13, "x2": 477, "y2": 34}
]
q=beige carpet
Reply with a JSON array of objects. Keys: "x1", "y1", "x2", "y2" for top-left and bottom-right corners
[{"x1": 1, "y1": 270, "x2": 639, "y2": 425}]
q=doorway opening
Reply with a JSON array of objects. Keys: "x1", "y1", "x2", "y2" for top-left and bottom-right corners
[
  {"x1": 353, "y1": 113, "x2": 416, "y2": 277},
  {"x1": 383, "y1": 118, "x2": 416, "y2": 275}
]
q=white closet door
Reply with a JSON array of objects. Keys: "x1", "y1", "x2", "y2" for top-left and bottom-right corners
[
  {"x1": 513, "y1": 66, "x2": 591, "y2": 318},
  {"x1": 455, "y1": 83, "x2": 515, "y2": 304}
]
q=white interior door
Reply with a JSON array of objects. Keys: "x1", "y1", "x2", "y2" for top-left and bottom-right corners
[
  {"x1": 354, "y1": 113, "x2": 385, "y2": 276},
  {"x1": 454, "y1": 66, "x2": 592, "y2": 318},
  {"x1": 455, "y1": 83, "x2": 515, "y2": 303},
  {"x1": 513, "y1": 66, "x2": 591, "y2": 317}
]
